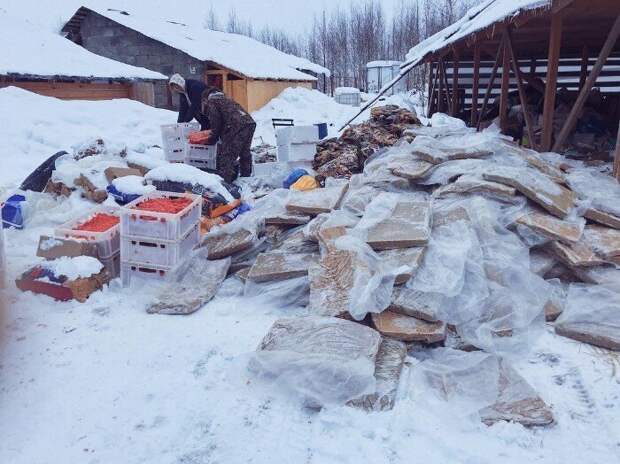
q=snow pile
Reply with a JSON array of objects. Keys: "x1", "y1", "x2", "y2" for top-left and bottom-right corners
[
  {"x1": 252, "y1": 87, "x2": 359, "y2": 145},
  {"x1": 41, "y1": 255, "x2": 103, "y2": 280},
  {"x1": 112, "y1": 175, "x2": 155, "y2": 195},
  {"x1": 0, "y1": 87, "x2": 174, "y2": 193},
  {"x1": 0, "y1": 9, "x2": 165, "y2": 80},
  {"x1": 52, "y1": 151, "x2": 127, "y2": 190},
  {"x1": 145, "y1": 163, "x2": 233, "y2": 201}
]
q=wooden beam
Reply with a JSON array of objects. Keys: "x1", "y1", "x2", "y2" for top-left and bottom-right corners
[
  {"x1": 579, "y1": 45, "x2": 589, "y2": 90},
  {"x1": 451, "y1": 51, "x2": 460, "y2": 117},
  {"x1": 553, "y1": 0, "x2": 575, "y2": 14},
  {"x1": 440, "y1": 60, "x2": 453, "y2": 113},
  {"x1": 542, "y1": 12, "x2": 563, "y2": 151},
  {"x1": 427, "y1": 62, "x2": 438, "y2": 117},
  {"x1": 500, "y1": 37, "x2": 510, "y2": 133},
  {"x1": 438, "y1": 59, "x2": 445, "y2": 113},
  {"x1": 505, "y1": 29, "x2": 537, "y2": 150},
  {"x1": 477, "y1": 37, "x2": 505, "y2": 131},
  {"x1": 553, "y1": 14, "x2": 620, "y2": 152},
  {"x1": 470, "y1": 44, "x2": 481, "y2": 126},
  {"x1": 614, "y1": 121, "x2": 620, "y2": 181}
]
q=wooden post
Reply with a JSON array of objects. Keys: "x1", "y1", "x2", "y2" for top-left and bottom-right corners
[
  {"x1": 505, "y1": 29, "x2": 537, "y2": 150},
  {"x1": 471, "y1": 44, "x2": 481, "y2": 126},
  {"x1": 530, "y1": 58, "x2": 537, "y2": 77},
  {"x1": 451, "y1": 50, "x2": 460, "y2": 117},
  {"x1": 579, "y1": 45, "x2": 589, "y2": 90},
  {"x1": 542, "y1": 12, "x2": 563, "y2": 151},
  {"x1": 553, "y1": 15, "x2": 620, "y2": 152},
  {"x1": 500, "y1": 37, "x2": 510, "y2": 133},
  {"x1": 614, "y1": 121, "x2": 620, "y2": 181},
  {"x1": 438, "y1": 59, "x2": 445, "y2": 113},
  {"x1": 440, "y1": 59, "x2": 453, "y2": 113},
  {"x1": 429, "y1": 63, "x2": 440, "y2": 117},
  {"x1": 427, "y1": 62, "x2": 435, "y2": 117},
  {"x1": 477, "y1": 37, "x2": 505, "y2": 131}
]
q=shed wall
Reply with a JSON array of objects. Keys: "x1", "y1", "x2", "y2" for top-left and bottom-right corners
[
  {"x1": 246, "y1": 80, "x2": 312, "y2": 113},
  {"x1": 0, "y1": 79, "x2": 133, "y2": 100}
]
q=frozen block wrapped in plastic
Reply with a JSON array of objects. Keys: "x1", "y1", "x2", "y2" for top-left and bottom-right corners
[
  {"x1": 386, "y1": 155, "x2": 434, "y2": 181},
  {"x1": 302, "y1": 210, "x2": 359, "y2": 245},
  {"x1": 147, "y1": 251, "x2": 230, "y2": 315},
  {"x1": 548, "y1": 240, "x2": 606, "y2": 268},
  {"x1": 582, "y1": 225, "x2": 620, "y2": 260},
  {"x1": 389, "y1": 287, "x2": 443, "y2": 322},
  {"x1": 572, "y1": 265, "x2": 620, "y2": 285},
  {"x1": 364, "y1": 201, "x2": 431, "y2": 250},
  {"x1": 348, "y1": 337, "x2": 407, "y2": 411},
  {"x1": 567, "y1": 168, "x2": 620, "y2": 218},
  {"x1": 484, "y1": 166, "x2": 576, "y2": 219},
  {"x1": 371, "y1": 310, "x2": 447, "y2": 344},
  {"x1": 201, "y1": 228, "x2": 257, "y2": 260},
  {"x1": 251, "y1": 316, "x2": 381, "y2": 408},
  {"x1": 340, "y1": 176, "x2": 381, "y2": 216},
  {"x1": 418, "y1": 158, "x2": 491, "y2": 186},
  {"x1": 555, "y1": 284, "x2": 620, "y2": 351},
  {"x1": 271, "y1": 228, "x2": 320, "y2": 255},
  {"x1": 529, "y1": 249, "x2": 557, "y2": 277},
  {"x1": 244, "y1": 275, "x2": 310, "y2": 308},
  {"x1": 515, "y1": 211, "x2": 585, "y2": 244},
  {"x1": 433, "y1": 174, "x2": 517, "y2": 201},
  {"x1": 410, "y1": 137, "x2": 492, "y2": 165},
  {"x1": 411, "y1": 349, "x2": 553, "y2": 425},
  {"x1": 247, "y1": 251, "x2": 318, "y2": 283},
  {"x1": 379, "y1": 247, "x2": 426, "y2": 285},
  {"x1": 285, "y1": 179, "x2": 349, "y2": 216},
  {"x1": 544, "y1": 278, "x2": 567, "y2": 322}
]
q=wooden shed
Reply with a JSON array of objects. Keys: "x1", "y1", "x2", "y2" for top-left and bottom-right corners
[
  {"x1": 0, "y1": 11, "x2": 166, "y2": 105},
  {"x1": 350, "y1": 0, "x2": 620, "y2": 164},
  {"x1": 61, "y1": 7, "x2": 330, "y2": 112}
]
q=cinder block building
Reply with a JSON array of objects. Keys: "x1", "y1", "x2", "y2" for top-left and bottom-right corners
[{"x1": 62, "y1": 6, "x2": 330, "y2": 112}]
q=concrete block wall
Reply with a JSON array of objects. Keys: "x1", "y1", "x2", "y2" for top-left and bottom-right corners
[{"x1": 78, "y1": 12, "x2": 205, "y2": 109}]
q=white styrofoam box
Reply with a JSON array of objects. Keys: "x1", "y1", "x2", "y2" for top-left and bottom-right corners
[
  {"x1": 185, "y1": 143, "x2": 217, "y2": 170},
  {"x1": 121, "y1": 192, "x2": 202, "y2": 241},
  {"x1": 121, "y1": 260, "x2": 176, "y2": 287},
  {"x1": 100, "y1": 252, "x2": 120, "y2": 279},
  {"x1": 55, "y1": 206, "x2": 121, "y2": 259},
  {"x1": 253, "y1": 161, "x2": 281, "y2": 177},
  {"x1": 278, "y1": 142, "x2": 317, "y2": 162},
  {"x1": 121, "y1": 223, "x2": 199, "y2": 267},
  {"x1": 285, "y1": 160, "x2": 315, "y2": 173},
  {"x1": 275, "y1": 126, "x2": 319, "y2": 145},
  {"x1": 161, "y1": 122, "x2": 200, "y2": 162}
]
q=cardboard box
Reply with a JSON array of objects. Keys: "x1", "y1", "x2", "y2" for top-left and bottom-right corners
[
  {"x1": 36, "y1": 235, "x2": 99, "y2": 260},
  {"x1": 16, "y1": 266, "x2": 111, "y2": 303},
  {"x1": 104, "y1": 167, "x2": 143, "y2": 184}
]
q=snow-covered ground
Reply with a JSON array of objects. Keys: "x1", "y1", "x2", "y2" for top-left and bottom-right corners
[{"x1": 1, "y1": 87, "x2": 620, "y2": 464}]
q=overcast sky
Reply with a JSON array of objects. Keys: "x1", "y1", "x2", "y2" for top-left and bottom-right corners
[{"x1": 3, "y1": 0, "x2": 408, "y2": 34}]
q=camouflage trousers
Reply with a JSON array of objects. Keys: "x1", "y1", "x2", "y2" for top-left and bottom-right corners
[{"x1": 217, "y1": 122, "x2": 256, "y2": 183}]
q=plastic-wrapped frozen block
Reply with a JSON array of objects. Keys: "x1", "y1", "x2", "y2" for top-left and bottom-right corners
[
  {"x1": 147, "y1": 250, "x2": 230, "y2": 315},
  {"x1": 555, "y1": 284, "x2": 620, "y2": 351},
  {"x1": 566, "y1": 168, "x2": 620, "y2": 218},
  {"x1": 244, "y1": 275, "x2": 310, "y2": 307},
  {"x1": 251, "y1": 316, "x2": 381, "y2": 408},
  {"x1": 246, "y1": 251, "x2": 318, "y2": 283},
  {"x1": 285, "y1": 179, "x2": 349, "y2": 216}
]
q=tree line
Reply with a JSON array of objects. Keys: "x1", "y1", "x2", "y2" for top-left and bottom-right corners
[{"x1": 203, "y1": 0, "x2": 476, "y2": 94}]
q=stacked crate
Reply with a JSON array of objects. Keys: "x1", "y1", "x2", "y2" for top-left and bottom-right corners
[
  {"x1": 55, "y1": 206, "x2": 121, "y2": 278},
  {"x1": 120, "y1": 191, "x2": 202, "y2": 286},
  {"x1": 185, "y1": 143, "x2": 218, "y2": 171},
  {"x1": 161, "y1": 122, "x2": 200, "y2": 162},
  {"x1": 276, "y1": 125, "x2": 320, "y2": 171}
]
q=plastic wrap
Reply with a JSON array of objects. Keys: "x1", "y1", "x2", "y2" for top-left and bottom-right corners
[
  {"x1": 246, "y1": 251, "x2": 318, "y2": 283},
  {"x1": 302, "y1": 210, "x2": 359, "y2": 244},
  {"x1": 147, "y1": 251, "x2": 230, "y2": 315},
  {"x1": 244, "y1": 275, "x2": 310, "y2": 308},
  {"x1": 359, "y1": 146, "x2": 415, "y2": 190},
  {"x1": 554, "y1": 284, "x2": 620, "y2": 350},
  {"x1": 567, "y1": 168, "x2": 620, "y2": 218},
  {"x1": 340, "y1": 176, "x2": 381, "y2": 216},
  {"x1": 410, "y1": 349, "x2": 553, "y2": 425},
  {"x1": 251, "y1": 316, "x2": 381, "y2": 408}
]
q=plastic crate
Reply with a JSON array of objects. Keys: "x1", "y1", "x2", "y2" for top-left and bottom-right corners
[
  {"x1": 100, "y1": 252, "x2": 120, "y2": 279},
  {"x1": 121, "y1": 223, "x2": 199, "y2": 267},
  {"x1": 55, "y1": 206, "x2": 121, "y2": 258},
  {"x1": 121, "y1": 261, "x2": 176, "y2": 287},
  {"x1": 121, "y1": 191, "x2": 202, "y2": 241},
  {"x1": 253, "y1": 161, "x2": 281, "y2": 177},
  {"x1": 278, "y1": 142, "x2": 317, "y2": 162},
  {"x1": 185, "y1": 143, "x2": 217, "y2": 170},
  {"x1": 161, "y1": 123, "x2": 200, "y2": 162}
]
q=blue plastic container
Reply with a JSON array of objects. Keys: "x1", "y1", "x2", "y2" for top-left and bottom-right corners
[
  {"x1": 106, "y1": 185, "x2": 140, "y2": 206},
  {"x1": 1, "y1": 194, "x2": 26, "y2": 229},
  {"x1": 283, "y1": 168, "x2": 309, "y2": 189}
]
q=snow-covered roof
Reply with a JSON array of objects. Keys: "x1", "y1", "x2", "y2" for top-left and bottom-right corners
[
  {"x1": 0, "y1": 11, "x2": 166, "y2": 81},
  {"x1": 66, "y1": 7, "x2": 330, "y2": 81},
  {"x1": 403, "y1": 0, "x2": 551, "y2": 69},
  {"x1": 367, "y1": 61, "x2": 402, "y2": 68}
]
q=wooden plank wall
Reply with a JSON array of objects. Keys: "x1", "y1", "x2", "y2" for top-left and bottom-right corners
[
  {"x1": 246, "y1": 80, "x2": 313, "y2": 113},
  {"x1": 0, "y1": 80, "x2": 132, "y2": 100}
]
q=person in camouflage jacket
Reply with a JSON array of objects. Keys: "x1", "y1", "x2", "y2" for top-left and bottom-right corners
[{"x1": 201, "y1": 87, "x2": 256, "y2": 183}]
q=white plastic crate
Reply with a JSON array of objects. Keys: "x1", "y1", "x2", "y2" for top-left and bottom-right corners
[
  {"x1": 185, "y1": 143, "x2": 217, "y2": 170},
  {"x1": 253, "y1": 161, "x2": 281, "y2": 177},
  {"x1": 55, "y1": 206, "x2": 121, "y2": 258},
  {"x1": 121, "y1": 223, "x2": 199, "y2": 267},
  {"x1": 121, "y1": 191, "x2": 202, "y2": 241},
  {"x1": 275, "y1": 126, "x2": 319, "y2": 145},
  {"x1": 121, "y1": 260, "x2": 176, "y2": 287},
  {"x1": 278, "y1": 142, "x2": 317, "y2": 162},
  {"x1": 161, "y1": 122, "x2": 200, "y2": 162}
]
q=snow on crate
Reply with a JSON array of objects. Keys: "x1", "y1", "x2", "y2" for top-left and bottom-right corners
[
  {"x1": 40, "y1": 256, "x2": 103, "y2": 281},
  {"x1": 145, "y1": 163, "x2": 233, "y2": 202},
  {"x1": 112, "y1": 176, "x2": 155, "y2": 196}
]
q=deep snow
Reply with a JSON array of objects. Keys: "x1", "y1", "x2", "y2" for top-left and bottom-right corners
[{"x1": 1, "y1": 87, "x2": 619, "y2": 464}]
